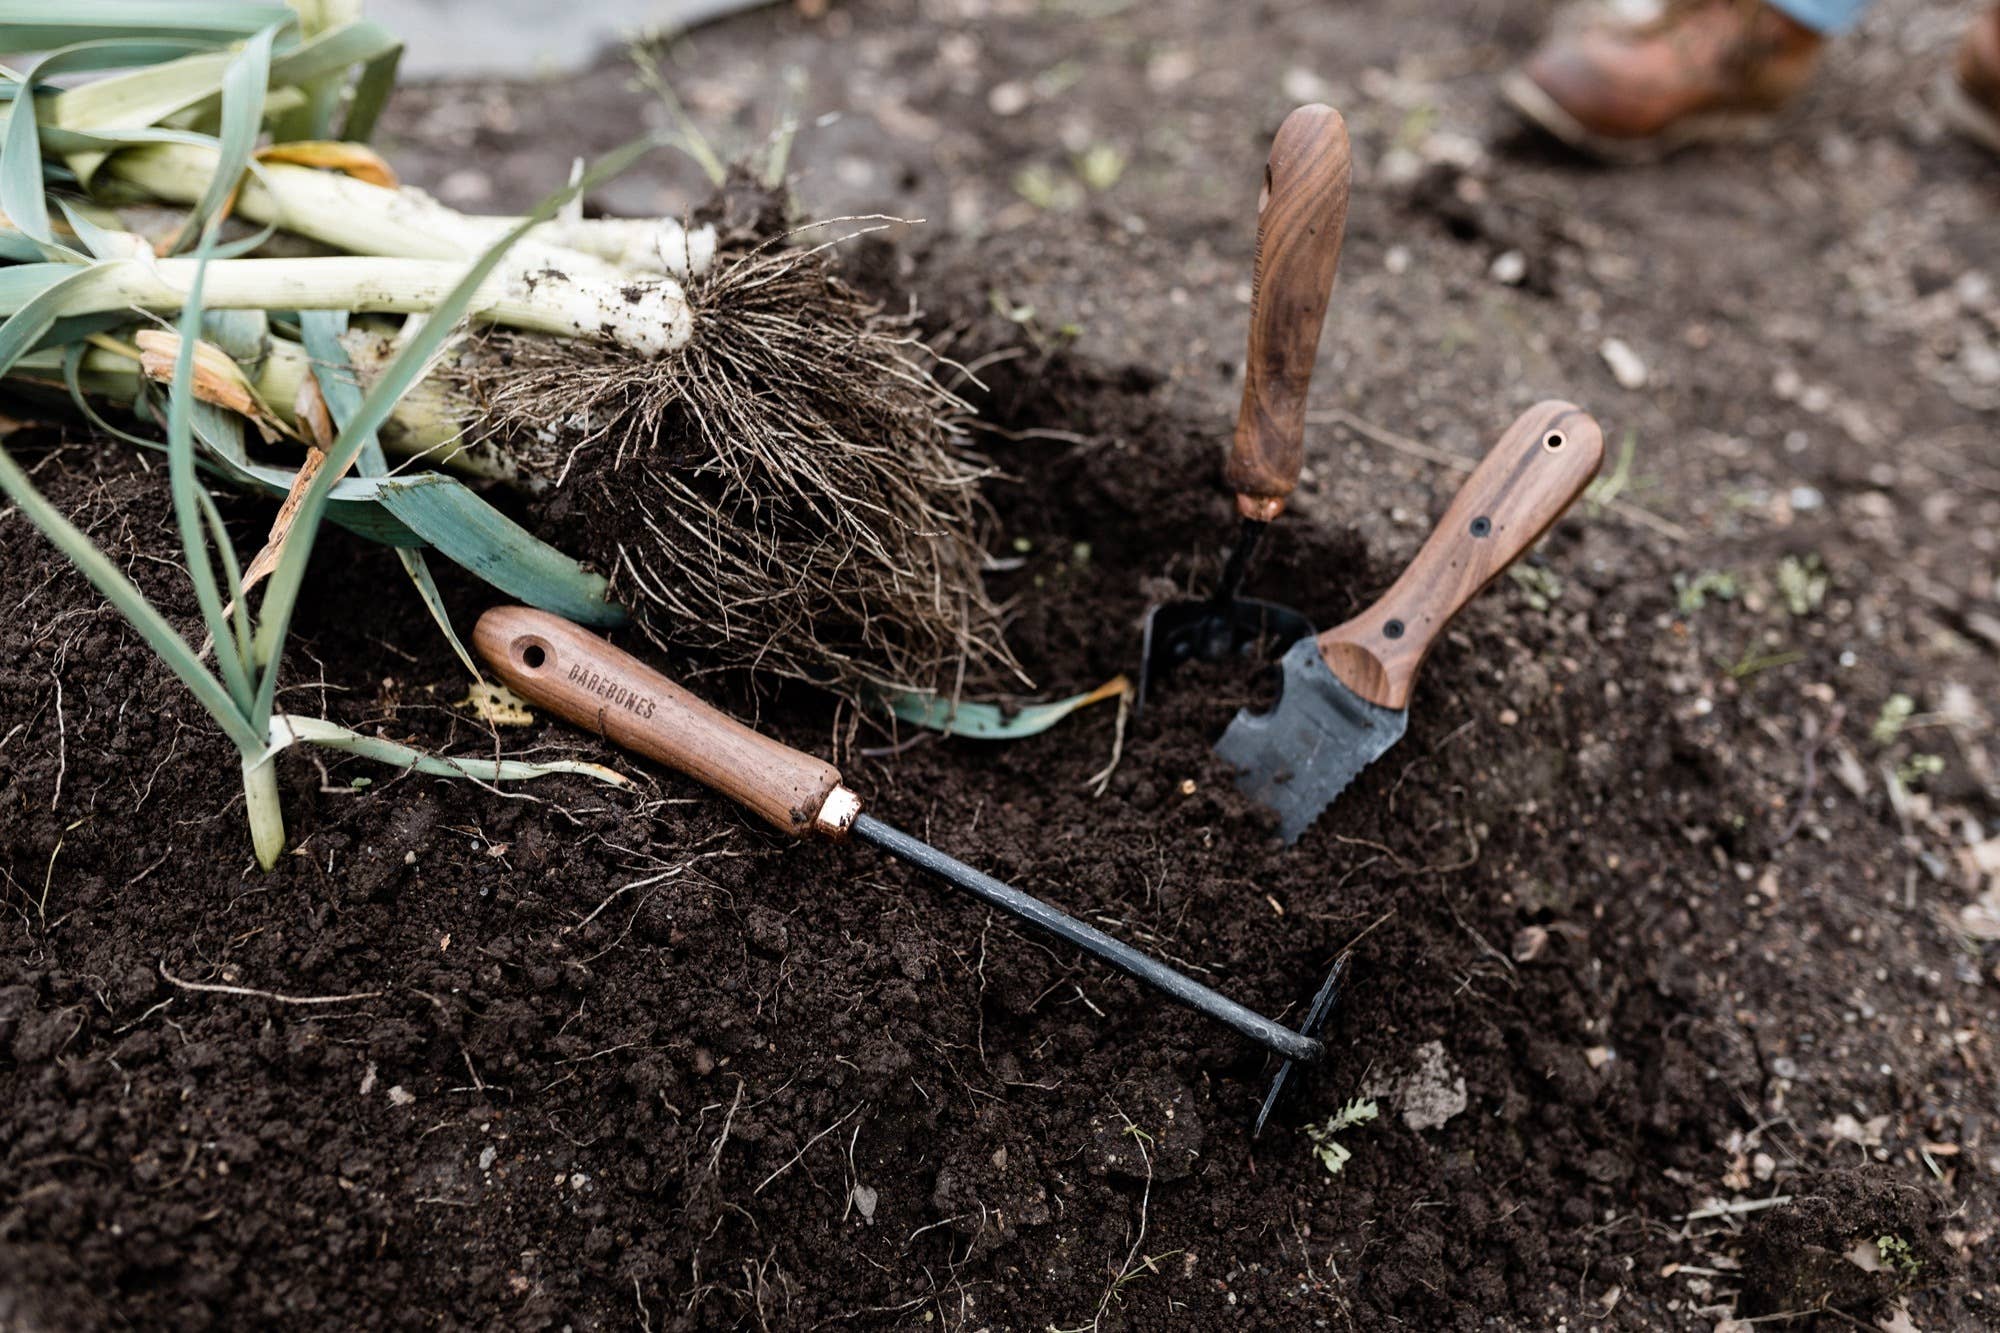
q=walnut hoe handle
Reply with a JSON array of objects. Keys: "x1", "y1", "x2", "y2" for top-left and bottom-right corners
[
  {"x1": 473, "y1": 606, "x2": 845, "y2": 836},
  {"x1": 1223, "y1": 103, "x2": 1352, "y2": 521},
  {"x1": 1315, "y1": 401, "x2": 1604, "y2": 710}
]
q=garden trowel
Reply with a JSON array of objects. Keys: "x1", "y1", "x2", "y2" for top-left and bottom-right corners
[
  {"x1": 1216, "y1": 401, "x2": 1604, "y2": 844},
  {"x1": 1137, "y1": 102, "x2": 1352, "y2": 710}
]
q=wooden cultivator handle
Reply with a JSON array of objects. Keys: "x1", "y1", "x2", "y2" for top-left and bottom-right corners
[
  {"x1": 1316, "y1": 401, "x2": 1604, "y2": 710},
  {"x1": 1223, "y1": 103, "x2": 1352, "y2": 521},
  {"x1": 473, "y1": 606, "x2": 854, "y2": 836}
]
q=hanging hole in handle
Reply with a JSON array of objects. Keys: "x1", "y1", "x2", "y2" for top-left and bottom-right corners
[
  {"x1": 1543, "y1": 432, "x2": 1565, "y2": 451},
  {"x1": 520, "y1": 641, "x2": 548, "y2": 670}
]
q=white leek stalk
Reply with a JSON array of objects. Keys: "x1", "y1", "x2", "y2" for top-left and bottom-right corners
[
  {"x1": 47, "y1": 251, "x2": 692, "y2": 357},
  {"x1": 241, "y1": 752, "x2": 284, "y2": 871},
  {"x1": 107, "y1": 143, "x2": 717, "y2": 278}
]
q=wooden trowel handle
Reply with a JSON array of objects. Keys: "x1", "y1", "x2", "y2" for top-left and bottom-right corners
[
  {"x1": 1316, "y1": 401, "x2": 1605, "y2": 710},
  {"x1": 1224, "y1": 103, "x2": 1352, "y2": 522},
  {"x1": 473, "y1": 606, "x2": 850, "y2": 837}
]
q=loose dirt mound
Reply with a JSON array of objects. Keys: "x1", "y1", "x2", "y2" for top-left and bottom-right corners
[
  {"x1": 6, "y1": 0, "x2": 1999, "y2": 1318},
  {"x1": 0, "y1": 291, "x2": 1982, "y2": 1326}
]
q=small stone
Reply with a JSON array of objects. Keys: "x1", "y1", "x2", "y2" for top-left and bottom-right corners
[
  {"x1": 438, "y1": 168, "x2": 491, "y2": 205},
  {"x1": 1384, "y1": 245, "x2": 1412, "y2": 276},
  {"x1": 1146, "y1": 50, "x2": 1195, "y2": 90},
  {"x1": 1281, "y1": 67, "x2": 1331, "y2": 103},
  {"x1": 1366, "y1": 1040, "x2": 1468, "y2": 1132},
  {"x1": 991, "y1": 1146, "x2": 1008, "y2": 1170},
  {"x1": 1378, "y1": 147, "x2": 1423, "y2": 186},
  {"x1": 849, "y1": 1183, "x2": 878, "y2": 1221},
  {"x1": 1788, "y1": 485, "x2": 1824, "y2": 512},
  {"x1": 1600, "y1": 338, "x2": 1648, "y2": 390},
  {"x1": 987, "y1": 82, "x2": 1030, "y2": 116},
  {"x1": 1489, "y1": 250, "x2": 1527, "y2": 285},
  {"x1": 1497, "y1": 708, "x2": 1520, "y2": 726},
  {"x1": 1962, "y1": 337, "x2": 2000, "y2": 387},
  {"x1": 387, "y1": 1085, "x2": 415, "y2": 1106},
  {"x1": 479, "y1": 1146, "x2": 497, "y2": 1172}
]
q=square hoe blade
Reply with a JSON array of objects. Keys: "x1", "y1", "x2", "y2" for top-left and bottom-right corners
[
  {"x1": 1215, "y1": 401, "x2": 1607, "y2": 844},
  {"x1": 1214, "y1": 638, "x2": 1407, "y2": 845}
]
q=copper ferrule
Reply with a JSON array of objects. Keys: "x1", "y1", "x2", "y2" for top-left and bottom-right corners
[
  {"x1": 1236, "y1": 492, "x2": 1286, "y2": 523},
  {"x1": 814, "y1": 784, "x2": 863, "y2": 839}
]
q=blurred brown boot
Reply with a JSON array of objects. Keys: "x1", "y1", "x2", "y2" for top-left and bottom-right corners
[
  {"x1": 1946, "y1": 5, "x2": 2000, "y2": 153},
  {"x1": 1503, "y1": 0, "x2": 1825, "y2": 159}
]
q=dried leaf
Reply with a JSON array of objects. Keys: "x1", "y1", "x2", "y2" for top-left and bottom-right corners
[
  {"x1": 461, "y1": 681, "x2": 535, "y2": 728},
  {"x1": 135, "y1": 329, "x2": 291, "y2": 443},
  {"x1": 255, "y1": 140, "x2": 400, "y2": 188},
  {"x1": 1958, "y1": 884, "x2": 2000, "y2": 941},
  {"x1": 228, "y1": 375, "x2": 353, "y2": 613},
  {"x1": 1825, "y1": 1112, "x2": 1891, "y2": 1147}
]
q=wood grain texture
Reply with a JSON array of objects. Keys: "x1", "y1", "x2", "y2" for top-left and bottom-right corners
[
  {"x1": 1316, "y1": 401, "x2": 1604, "y2": 709},
  {"x1": 473, "y1": 606, "x2": 844, "y2": 836},
  {"x1": 1222, "y1": 103, "x2": 1353, "y2": 518}
]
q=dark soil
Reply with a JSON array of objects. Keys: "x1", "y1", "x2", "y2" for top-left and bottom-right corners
[{"x1": 5, "y1": 1, "x2": 1999, "y2": 1330}]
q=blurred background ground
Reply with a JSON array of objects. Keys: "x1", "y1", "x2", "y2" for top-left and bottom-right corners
[{"x1": 3, "y1": 0, "x2": 1998, "y2": 1329}]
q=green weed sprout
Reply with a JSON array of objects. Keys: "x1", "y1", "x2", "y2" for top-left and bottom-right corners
[{"x1": 1304, "y1": 1097, "x2": 1379, "y2": 1177}]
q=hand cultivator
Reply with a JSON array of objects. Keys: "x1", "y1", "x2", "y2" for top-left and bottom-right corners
[{"x1": 476, "y1": 606, "x2": 1349, "y2": 1131}]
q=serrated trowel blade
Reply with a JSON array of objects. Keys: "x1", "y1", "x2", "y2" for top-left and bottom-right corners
[{"x1": 1214, "y1": 637, "x2": 1409, "y2": 845}]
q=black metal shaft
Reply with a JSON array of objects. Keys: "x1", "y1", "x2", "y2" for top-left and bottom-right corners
[
  {"x1": 1211, "y1": 515, "x2": 1269, "y2": 608},
  {"x1": 850, "y1": 814, "x2": 1324, "y2": 1064}
]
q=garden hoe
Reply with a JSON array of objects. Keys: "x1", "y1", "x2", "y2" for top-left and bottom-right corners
[
  {"x1": 1216, "y1": 400, "x2": 1605, "y2": 844},
  {"x1": 1136, "y1": 102, "x2": 1351, "y2": 710},
  {"x1": 475, "y1": 606, "x2": 1346, "y2": 1132}
]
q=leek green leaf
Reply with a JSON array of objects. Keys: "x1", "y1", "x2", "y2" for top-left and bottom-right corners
[
  {"x1": 885, "y1": 675, "x2": 1130, "y2": 739},
  {"x1": 0, "y1": 3, "x2": 292, "y2": 52},
  {"x1": 266, "y1": 714, "x2": 629, "y2": 788},
  {"x1": 298, "y1": 308, "x2": 480, "y2": 678}
]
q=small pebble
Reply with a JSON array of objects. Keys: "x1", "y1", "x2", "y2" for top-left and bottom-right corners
[
  {"x1": 1489, "y1": 250, "x2": 1527, "y2": 285},
  {"x1": 1600, "y1": 338, "x2": 1648, "y2": 390},
  {"x1": 987, "y1": 82, "x2": 1030, "y2": 116}
]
